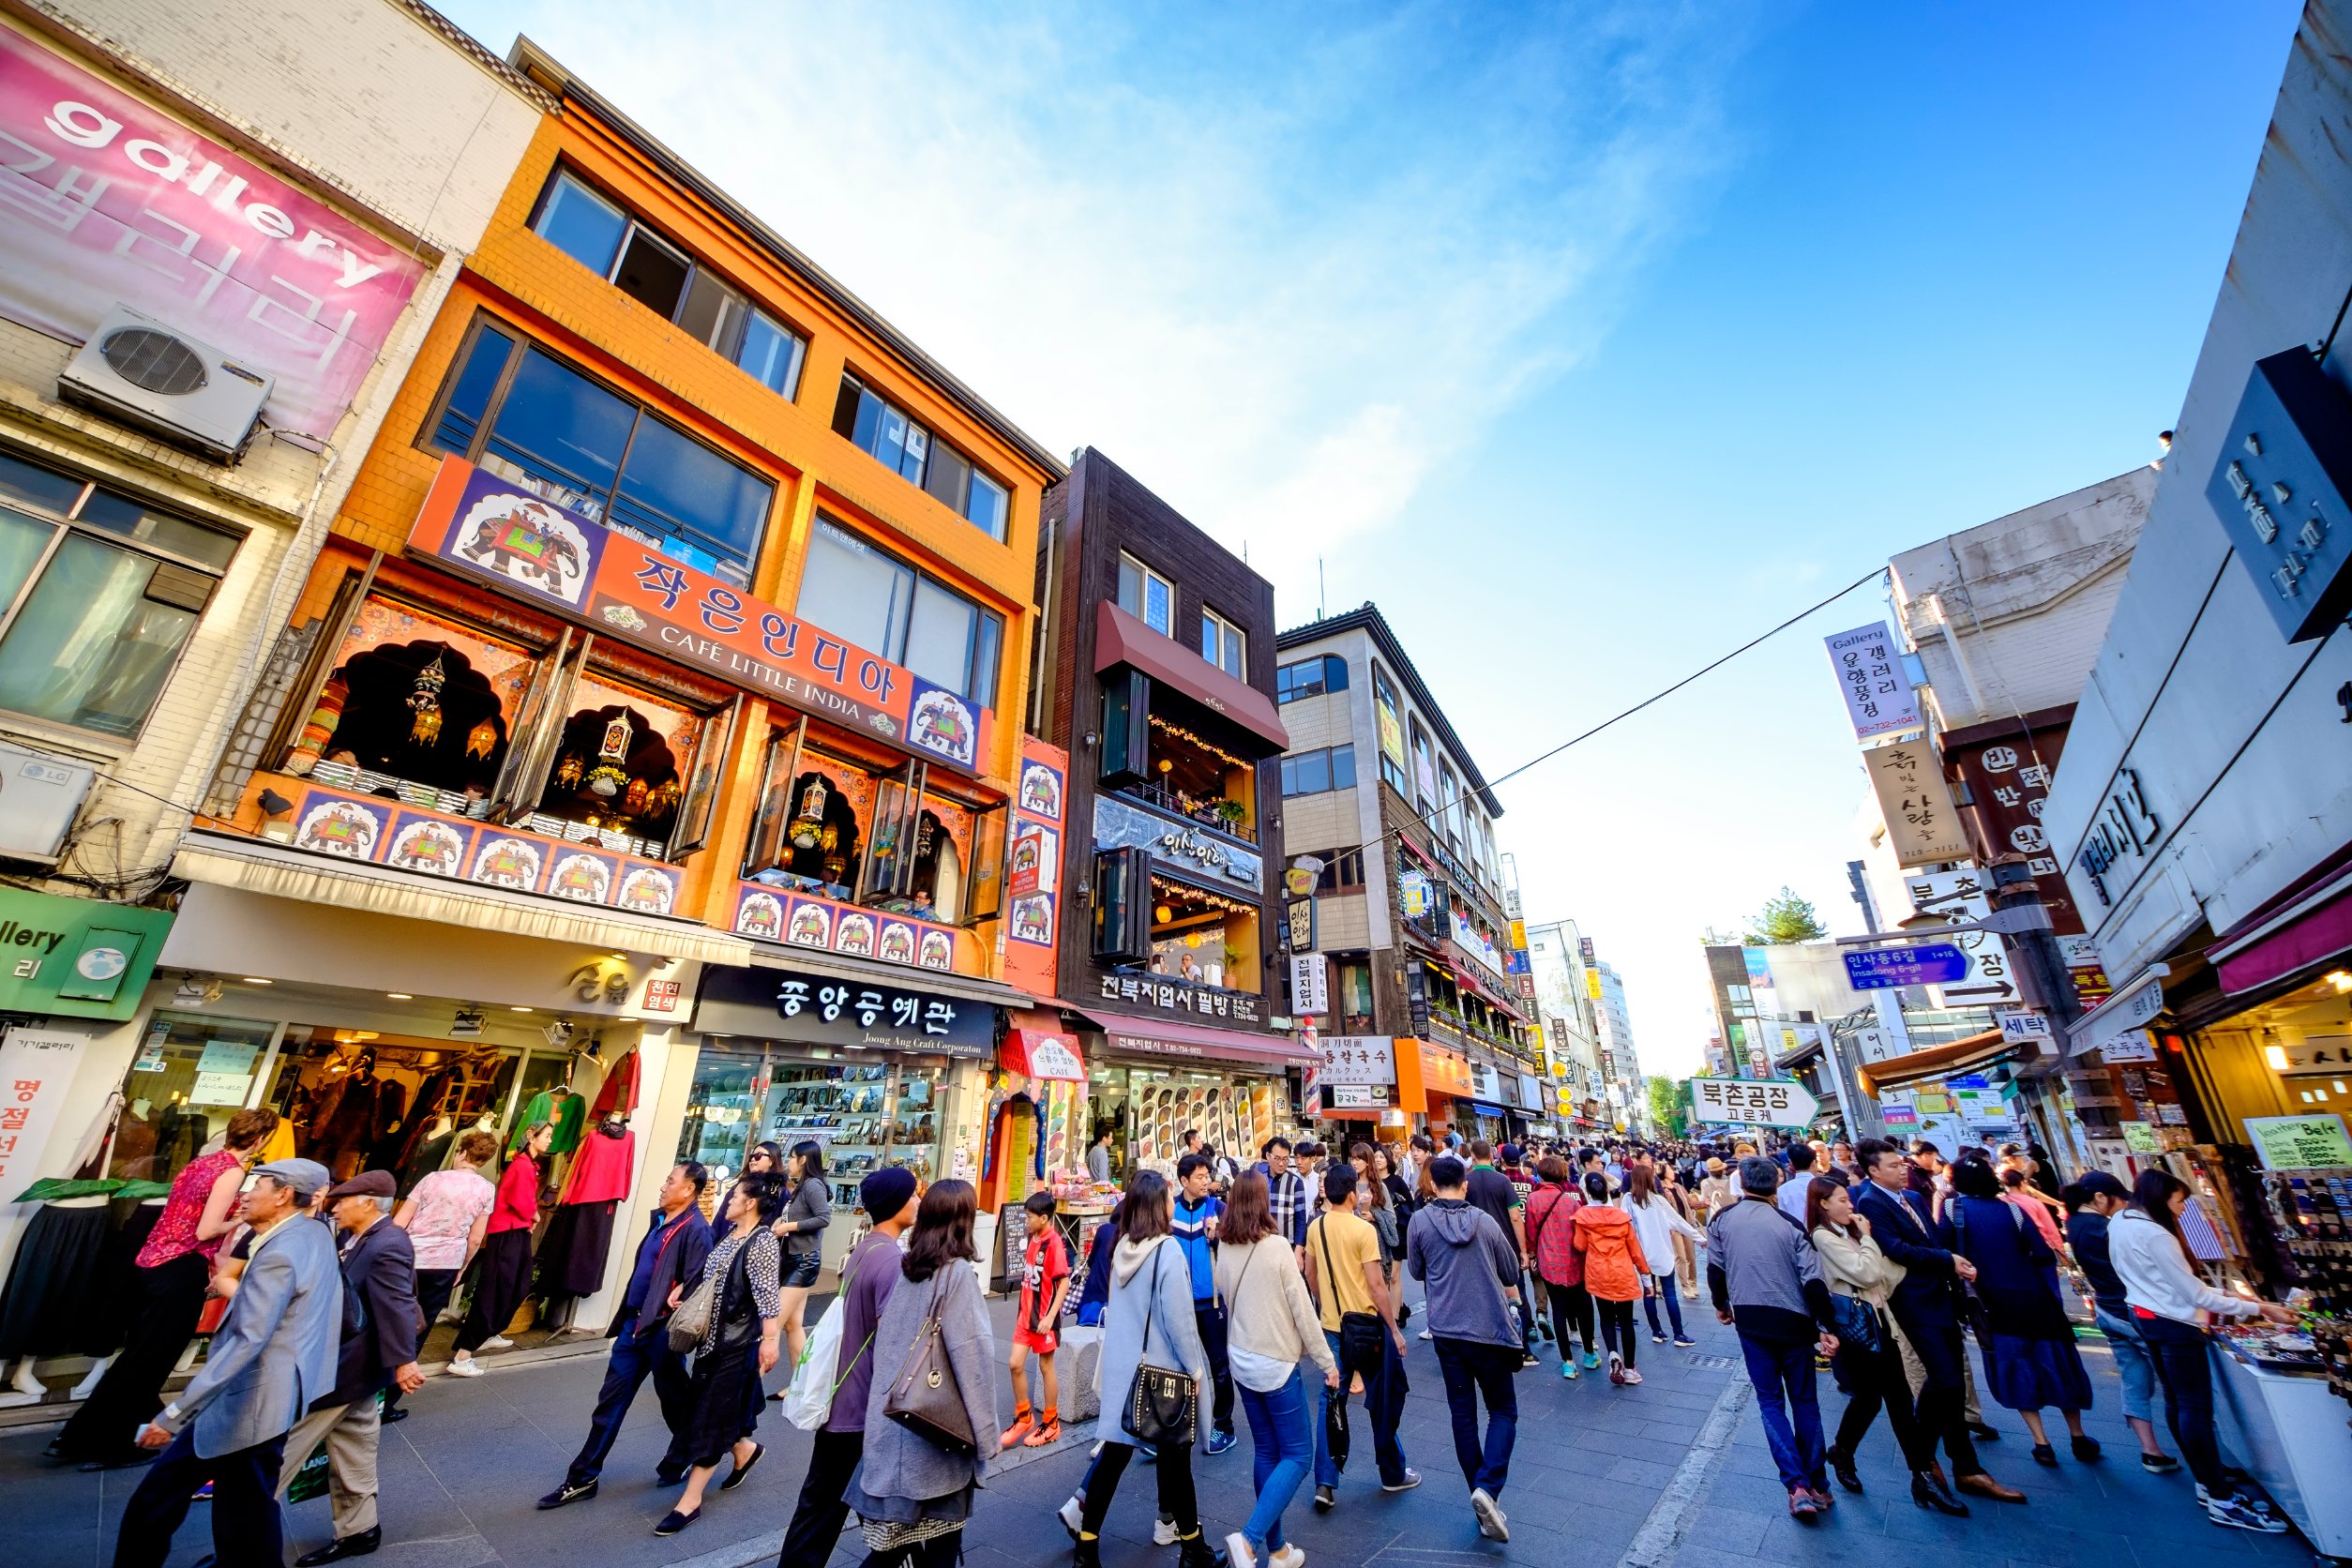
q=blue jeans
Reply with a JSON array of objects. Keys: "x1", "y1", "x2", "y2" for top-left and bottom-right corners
[
  {"x1": 565, "y1": 1319, "x2": 693, "y2": 1485},
  {"x1": 2093, "y1": 1304, "x2": 2159, "y2": 1425},
  {"x1": 1642, "y1": 1274, "x2": 1687, "y2": 1339},
  {"x1": 1740, "y1": 1333, "x2": 1827, "y2": 1493},
  {"x1": 1238, "y1": 1370, "x2": 1314, "y2": 1552},
  {"x1": 1314, "y1": 1327, "x2": 1409, "y2": 1487},
  {"x1": 1431, "y1": 1336, "x2": 1517, "y2": 1497}
]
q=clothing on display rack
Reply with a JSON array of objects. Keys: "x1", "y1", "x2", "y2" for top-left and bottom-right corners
[
  {"x1": 0, "y1": 1198, "x2": 111, "y2": 1361},
  {"x1": 511, "y1": 1085, "x2": 587, "y2": 1155},
  {"x1": 539, "y1": 1121, "x2": 635, "y2": 1301},
  {"x1": 562, "y1": 1122, "x2": 635, "y2": 1206},
  {"x1": 77, "y1": 1198, "x2": 167, "y2": 1357},
  {"x1": 590, "y1": 1048, "x2": 640, "y2": 1120}
]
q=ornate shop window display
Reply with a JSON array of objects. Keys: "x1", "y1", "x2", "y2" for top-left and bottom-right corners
[{"x1": 530, "y1": 686, "x2": 697, "y2": 858}]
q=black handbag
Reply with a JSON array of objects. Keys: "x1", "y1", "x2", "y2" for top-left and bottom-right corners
[
  {"x1": 882, "y1": 1274, "x2": 977, "y2": 1455},
  {"x1": 1121, "y1": 1248, "x2": 1199, "y2": 1447},
  {"x1": 1319, "y1": 1214, "x2": 1387, "y2": 1371},
  {"x1": 1829, "y1": 1290, "x2": 1880, "y2": 1355}
]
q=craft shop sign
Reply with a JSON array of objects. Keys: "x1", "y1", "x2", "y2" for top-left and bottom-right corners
[{"x1": 696, "y1": 964, "x2": 993, "y2": 1057}]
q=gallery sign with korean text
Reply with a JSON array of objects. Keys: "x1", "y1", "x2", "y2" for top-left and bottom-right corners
[
  {"x1": 1824, "y1": 623, "x2": 1922, "y2": 740},
  {"x1": 1864, "y1": 741, "x2": 1968, "y2": 866},
  {"x1": 0, "y1": 27, "x2": 425, "y2": 438},
  {"x1": 1688, "y1": 1076, "x2": 1819, "y2": 1128},
  {"x1": 1842, "y1": 942, "x2": 1971, "y2": 989},
  {"x1": 409, "y1": 458, "x2": 989, "y2": 776},
  {"x1": 693, "y1": 964, "x2": 993, "y2": 1057}
]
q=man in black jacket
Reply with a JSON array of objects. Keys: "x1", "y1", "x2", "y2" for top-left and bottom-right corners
[
  {"x1": 279, "y1": 1169, "x2": 425, "y2": 1565},
  {"x1": 1850, "y1": 1138, "x2": 2024, "y2": 1506},
  {"x1": 538, "y1": 1162, "x2": 713, "y2": 1509}
]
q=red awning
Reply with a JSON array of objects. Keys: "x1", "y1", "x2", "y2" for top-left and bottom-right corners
[
  {"x1": 1069, "y1": 1003, "x2": 1320, "y2": 1069},
  {"x1": 1094, "y1": 601, "x2": 1289, "y2": 753},
  {"x1": 2214, "y1": 864, "x2": 2352, "y2": 995},
  {"x1": 1001, "y1": 1007, "x2": 1087, "y2": 1080}
]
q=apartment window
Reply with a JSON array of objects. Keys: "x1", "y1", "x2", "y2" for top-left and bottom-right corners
[
  {"x1": 0, "y1": 448, "x2": 239, "y2": 739},
  {"x1": 1275, "y1": 654, "x2": 1348, "y2": 703},
  {"x1": 1304, "y1": 847, "x2": 1365, "y2": 892},
  {"x1": 1116, "y1": 553, "x2": 1174, "y2": 636},
  {"x1": 531, "y1": 169, "x2": 810, "y2": 399},
  {"x1": 428, "y1": 321, "x2": 774, "y2": 584},
  {"x1": 1439, "y1": 763, "x2": 1461, "y2": 845},
  {"x1": 1409, "y1": 719, "x2": 1437, "y2": 808},
  {"x1": 1279, "y1": 745, "x2": 1356, "y2": 798},
  {"x1": 795, "y1": 517, "x2": 1003, "y2": 707},
  {"x1": 831, "y1": 372, "x2": 1010, "y2": 540},
  {"x1": 1199, "y1": 608, "x2": 1244, "y2": 677}
]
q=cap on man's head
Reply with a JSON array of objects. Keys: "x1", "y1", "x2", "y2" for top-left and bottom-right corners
[
  {"x1": 326, "y1": 1169, "x2": 396, "y2": 1201},
  {"x1": 861, "y1": 1166, "x2": 918, "y2": 1221},
  {"x1": 1499, "y1": 1143, "x2": 1523, "y2": 1166},
  {"x1": 1738, "y1": 1155, "x2": 1782, "y2": 1196},
  {"x1": 254, "y1": 1157, "x2": 330, "y2": 1200}
]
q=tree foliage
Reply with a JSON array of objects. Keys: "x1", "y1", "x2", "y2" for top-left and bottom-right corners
[
  {"x1": 1647, "y1": 1075, "x2": 1688, "y2": 1138},
  {"x1": 1746, "y1": 887, "x2": 1827, "y2": 945}
]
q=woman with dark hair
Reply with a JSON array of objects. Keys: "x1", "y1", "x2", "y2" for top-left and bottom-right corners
[
  {"x1": 1618, "y1": 1164, "x2": 1704, "y2": 1348},
  {"x1": 1807, "y1": 1177, "x2": 1953, "y2": 1510},
  {"x1": 712, "y1": 1141, "x2": 782, "y2": 1239},
  {"x1": 1946, "y1": 1155, "x2": 2092, "y2": 1466},
  {"x1": 1998, "y1": 1167, "x2": 2063, "y2": 1253},
  {"x1": 1526, "y1": 1155, "x2": 1593, "y2": 1377},
  {"x1": 449, "y1": 1120, "x2": 552, "y2": 1378},
  {"x1": 845, "y1": 1179, "x2": 998, "y2": 1568},
  {"x1": 656, "y1": 1170, "x2": 783, "y2": 1537},
  {"x1": 775, "y1": 1141, "x2": 832, "y2": 1371},
  {"x1": 1073, "y1": 1169, "x2": 1216, "y2": 1568},
  {"x1": 1214, "y1": 1172, "x2": 1336, "y2": 1568},
  {"x1": 1572, "y1": 1171, "x2": 1650, "y2": 1385},
  {"x1": 2112, "y1": 1168, "x2": 2297, "y2": 1534}
]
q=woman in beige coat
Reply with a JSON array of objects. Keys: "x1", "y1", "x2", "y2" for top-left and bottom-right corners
[
  {"x1": 1807, "y1": 1177, "x2": 1959, "y2": 1514},
  {"x1": 1213, "y1": 1172, "x2": 1341, "y2": 1568}
]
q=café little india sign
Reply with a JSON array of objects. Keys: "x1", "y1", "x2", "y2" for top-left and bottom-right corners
[{"x1": 409, "y1": 457, "x2": 988, "y2": 776}]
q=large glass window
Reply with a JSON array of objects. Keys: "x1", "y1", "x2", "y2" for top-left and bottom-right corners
[
  {"x1": 429, "y1": 322, "x2": 775, "y2": 586},
  {"x1": 0, "y1": 447, "x2": 239, "y2": 739},
  {"x1": 1275, "y1": 654, "x2": 1348, "y2": 703},
  {"x1": 794, "y1": 517, "x2": 1003, "y2": 707},
  {"x1": 1117, "y1": 553, "x2": 1174, "y2": 635},
  {"x1": 107, "y1": 1013, "x2": 279, "y2": 1183},
  {"x1": 1279, "y1": 745, "x2": 1356, "y2": 798},
  {"x1": 532, "y1": 169, "x2": 811, "y2": 400},
  {"x1": 832, "y1": 372, "x2": 1011, "y2": 540}
]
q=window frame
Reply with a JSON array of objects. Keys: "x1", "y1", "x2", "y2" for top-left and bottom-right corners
[
  {"x1": 831, "y1": 369, "x2": 1013, "y2": 542},
  {"x1": 795, "y1": 513, "x2": 1006, "y2": 709},
  {"x1": 0, "y1": 446, "x2": 243, "y2": 744},
  {"x1": 1116, "y1": 552, "x2": 1175, "y2": 637},
  {"x1": 1199, "y1": 606, "x2": 1245, "y2": 678},
  {"x1": 1278, "y1": 745, "x2": 1356, "y2": 799},
  {"x1": 529, "y1": 166, "x2": 812, "y2": 401}
]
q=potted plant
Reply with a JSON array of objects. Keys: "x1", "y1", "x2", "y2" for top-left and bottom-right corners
[{"x1": 1214, "y1": 798, "x2": 1247, "y2": 829}]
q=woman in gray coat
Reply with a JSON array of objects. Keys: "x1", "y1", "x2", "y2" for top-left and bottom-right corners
[
  {"x1": 1073, "y1": 1169, "x2": 1218, "y2": 1568},
  {"x1": 844, "y1": 1179, "x2": 995, "y2": 1568}
]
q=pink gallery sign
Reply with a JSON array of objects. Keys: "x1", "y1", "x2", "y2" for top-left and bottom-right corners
[{"x1": 0, "y1": 25, "x2": 424, "y2": 438}]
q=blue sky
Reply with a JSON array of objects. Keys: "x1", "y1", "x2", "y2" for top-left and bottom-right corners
[{"x1": 441, "y1": 0, "x2": 2299, "y2": 1076}]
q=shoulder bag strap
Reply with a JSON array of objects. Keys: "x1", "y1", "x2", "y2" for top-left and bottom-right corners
[
  {"x1": 1315, "y1": 1213, "x2": 1340, "y2": 1311},
  {"x1": 1140, "y1": 1244, "x2": 1159, "y2": 1361}
]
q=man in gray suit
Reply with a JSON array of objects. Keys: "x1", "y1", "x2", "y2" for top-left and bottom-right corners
[{"x1": 113, "y1": 1157, "x2": 342, "y2": 1568}]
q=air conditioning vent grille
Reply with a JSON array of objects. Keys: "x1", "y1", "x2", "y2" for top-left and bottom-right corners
[{"x1": 100, "y1": 328, "x2": 209, "y2": 396}]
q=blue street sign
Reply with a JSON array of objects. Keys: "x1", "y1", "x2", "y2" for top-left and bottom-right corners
[{"x1": 1842, "y1": 942, "x2": 1970, "y2": 989}]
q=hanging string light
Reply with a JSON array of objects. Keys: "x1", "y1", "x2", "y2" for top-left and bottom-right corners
[{"x1": 1148, "y1": 714, "x2": 1254, "y2": 770}]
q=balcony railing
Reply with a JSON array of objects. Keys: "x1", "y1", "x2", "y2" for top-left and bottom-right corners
[{"x1": 1115, "y1": 779, "x2": 1259, "y2": 845}]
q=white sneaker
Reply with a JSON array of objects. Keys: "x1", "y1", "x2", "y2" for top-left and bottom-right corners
[
  {"x1": 481, "y1": 1335, "x2": 514, "y2": 1350},
  {"x1": 1269, "y1": 1547, "x2": 1305, "y2": 1568},
  {"x1": 2207, "y1": 1495, "x2": 2288, "y2": 1533},
  {"x1": 1225, "y1": 1532, "x2": 1258, "y2": 1568},
  {"x1": 1153, "y1": 1517, "x2": 1182, "y2": 1546},
  {"x1": 445, "y1": 1358, "x2": 485, "y2": 1378},
  {"x1": 1471, "y1": 1487, "x2": 1509, "y2": 1542},
  {"x1": 1058, "y1": 1498, "x2": 1083, "y2": 1539},
  {"x1": 1418, "y1": 1328, "x2": 1434, "y2": 1341}
]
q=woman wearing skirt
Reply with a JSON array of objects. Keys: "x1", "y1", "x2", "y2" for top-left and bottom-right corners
[
  {"x1": 656, "y1": 1171, "x2": 781, "y2": 1537},
  {"x1": 1947, "y1": 1154, "x2": 2094, "y2": 1464},
  {"x1": 446, "y1": 1121, "x2": 550, "y2": 1378}
]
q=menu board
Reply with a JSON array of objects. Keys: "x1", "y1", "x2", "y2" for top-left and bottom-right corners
[{"x1": 2245, "y1": 1113, "x2": 2352, "y2": 1171}]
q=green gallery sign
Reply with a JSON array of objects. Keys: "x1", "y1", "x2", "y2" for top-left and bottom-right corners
[{"x1": 0, "y1": 888, "x2": 173, "y2": 1020}]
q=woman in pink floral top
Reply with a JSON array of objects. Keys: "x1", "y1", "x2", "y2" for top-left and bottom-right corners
[{"x1": 49, "y1": 1107, "x2": 277, "y2": 1467}]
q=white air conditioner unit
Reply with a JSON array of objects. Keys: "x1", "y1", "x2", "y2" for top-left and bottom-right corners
[
  {"x1": 58, "y1": 305, "x2": 274, "y2": 463},
  {"x1": 0, "y1": 742, "x2": 97, "y2": 863}
]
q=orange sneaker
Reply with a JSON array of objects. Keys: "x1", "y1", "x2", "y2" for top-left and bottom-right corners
[
  {"x1": 999, "y1": 1411, "x2": 1034, "y2": 1449},
  {"x1": 1024, "y1": 1416, "x2": 1062, "y2": 1448}
]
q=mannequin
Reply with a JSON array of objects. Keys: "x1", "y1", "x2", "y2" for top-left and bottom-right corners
[{"x1": 537, "y1": 1114, "x2": 635, "y2": 1308}]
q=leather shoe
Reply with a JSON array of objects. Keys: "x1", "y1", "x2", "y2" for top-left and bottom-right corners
[
  {"x1": 294, "y1": 1526, "x2": 381, "y2": 1565},
  {"x1": 1954, "y1": 1471, "x2": 2026, "y2": 1503},
  {"x1": 1967, "y1": 1420, "x2": 2001, "y2": 1441},
  {"x1": 380, "y1": 1406, "x2": 410, "y2": 1424},
  {"x1": 1911, "y1": 1469, "x2": 1968, "y2": 1516},
  {"x1": 536, "y1": 1480, "x2": 596, "y2": 1510}
]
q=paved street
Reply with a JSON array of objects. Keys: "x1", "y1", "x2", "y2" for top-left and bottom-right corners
[{"x1": 8, "y1": 1281, "x2": 2306, "y2": 1568}]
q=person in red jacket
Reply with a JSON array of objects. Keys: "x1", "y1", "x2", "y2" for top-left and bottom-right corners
[
  {"x1": 1525, "y1": 1157, "x2": 1595, "y2": 1378},
  {"x1": 447, "y1": 1122, "x2": 550, "y2": 1377},
  {"x1": 1571, "y1": 1172, "x2": 1651, "y2": 1385}
]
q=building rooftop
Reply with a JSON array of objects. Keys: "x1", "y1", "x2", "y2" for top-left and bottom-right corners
[{"x1": 1276, "y1": 601, "x2": 1503, "y2": 816}]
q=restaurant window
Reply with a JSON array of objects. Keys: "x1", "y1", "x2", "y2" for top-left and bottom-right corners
[
  {"x1": 1334, "y1": 960, "x2": 1375, "y2": 1032},
  {"x1": 527, "y1": 670, "x2": 706, "y2": 857},
  {"x1": 1439, "y1": 762, "x2": 1462, "y2": 845},
  {"x1": 0, "y1": 447, "x2": 240, "y2": 739},
  {"x1": 793, "y1": 517, "x2": 1003, "y2": 707},
  {"x1": 427, "y1": 319, "x2": 775, "y2": 585},
  {"x1": 1199, "y1": 608, "x2": 1244, "y2": 678},
  {"x1": 831, "y1": 371, "x2": 1010, "y2": 540},
  {"x1": 1275, "y1": 654, "x2": 1348, "y2": 703},
  {"x1": 1128, "y1": 702, "x2": 1256, "y2": 839},
  {"x1": 1409, "y1": 718, "x2": 1438, "y2": 809},
  {"x1": 1279, "y1": 745, "x2": 1356, "y2": 798},
  {"x1": 1116, "y1": 552, "x2": 1173, "y2": 636},
  {"x1": 1146, "y1": 873, "x2": 1259, "y2": 993},
  {"x1": 531, "y1": 168, "x2": 810, "y2": 399}
]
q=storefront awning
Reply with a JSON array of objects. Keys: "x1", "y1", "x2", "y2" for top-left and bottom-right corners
[
  {"x1": 1856, "y1": 1029, "x2": 2013, "y2": 1098},
  {"x1": 1003, "y1": 1008, "x2": 1087, "y2": 1080},
  {"x1": 1094, "y1": 601, "x2": 1289, "y2": 753},
  {"x1": 1071, "y1": 1004, "x2": 1319, "y2": 1069},
  {"x1": 2211, "y1": 860, "x2": 2352, "y2": 995},
  {"x1": 172, "y1": 836, "x2": 754, "y2": 966}
]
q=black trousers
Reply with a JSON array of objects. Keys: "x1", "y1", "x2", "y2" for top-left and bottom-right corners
[
  {"x1": 1545, "y1": 1281, "x2": 1596, "y2": 1354},
  {"x1": 2138, "y1": 1312, "x2": 2226, "y2": 1494},
  {"x1": 1595, "y1": 1297, "x2": 1637, "y2": 1367},
  {"x1": 1832, "y1": 1312, "x2": 1931, "y2": 1470},
  {"x1": 58, "y1": 1253, "x2": 208, "y2": 1461},
  {"x1": 111, "y1": 1424, "x2": 286, "y2": 1568},
  {"x1": 1892, "y1": 1301, "x2": 1980, "y2": 1476},
  {"x1": 565, "y1": 1319, "x2": 693, "y2": 1485},
  {"x1": 455, "y1": 1229, "x2": 533, "y2": 1355},
  {"x1": 1193, "y1": 1302, "x2": 1236, "y2": 1435},
  {"x1": 1082, "y1": 1437, "x2": 1199, "y2": 1539},
  {"x1": 384, "y1": 1268, "x2": 460, "y2": 1415},
  {"x1": 777, "y1": 1426, "x2": 864, "y2": 1568}
]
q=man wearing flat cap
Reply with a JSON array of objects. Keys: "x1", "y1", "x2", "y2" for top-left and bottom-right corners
[
  {"x1": 277, "y1": 1169, "x2": 424, "y2": 1564},
  {"x1": 114, "y1": 1157, "x2": 342, "y2": 1568}
]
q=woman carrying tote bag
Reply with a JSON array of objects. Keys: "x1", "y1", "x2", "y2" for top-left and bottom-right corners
[
  {"x1": 1073, "y1": 1168, "x2": 1217, "y2": 1568},
  {"x1": 845, "y1": 1178, "x2": 998, "y2": 1568}
]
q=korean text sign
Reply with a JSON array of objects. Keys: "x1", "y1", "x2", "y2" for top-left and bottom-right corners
[
  {"x1": 0, "y1": 1028, "x2": 83, "y2": 1199},
  {"x1": 0, "y1": 26, "x2": 423, "y2": 437},
  {"x1": 409, "y1": 457, "x2": 990, "y2": 775},
  {"x1": 1865, "y1": 741, "x2": 1969, "y2": 866},
  {"x1": 692, "y1": 964, "x2": 993, "y2": 1057},
  {"x1": 1688, "y1": 1075, "x2": 1819, "y2": 1128},
  {"x1": 1824, "y1": 623, "x2": 1922, "y2": 741}
]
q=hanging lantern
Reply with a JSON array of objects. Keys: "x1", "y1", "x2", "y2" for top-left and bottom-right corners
[
  {"x1": 555, "y1": 753, "x2": 585, "y2": 790},
  {"x1": 788, "y1": 776, "x2": 831, "y2": 849},
  {"x1": 622, "y1": 777, "x2": 650, "y2": 814},
  {"x1": 1154, "y1": 904, "x2": 1173, "y2": 925},
  {"x1": 406, "y1": 655, "x2": 447, "y2": 746},
  {"x1": 598, "y1": 714, "x2": 633, "y2": 762},
  {"x1": 819, "y1": 823, "x2": 839, "y2": 852},
  {"x1": 654, "y1": 777, "x2": 682, "y2": 813},
  {"x1": 465, "y1": 718, "x2": 498, "y2": 760}
]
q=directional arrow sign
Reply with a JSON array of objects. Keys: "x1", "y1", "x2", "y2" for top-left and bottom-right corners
[
  {"x1": 1688, "y1": 1076, "x2": 1820, "y2": 1128},
  {"x1": 1843, "y1": 942, "x2": 1970, "y2": 990}
]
